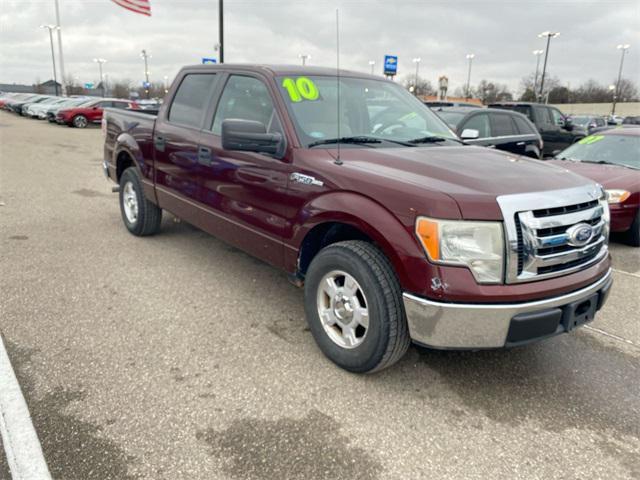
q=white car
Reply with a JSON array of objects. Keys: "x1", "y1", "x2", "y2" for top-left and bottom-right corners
[{"x1": 25, "y1": 97, "x2": 66, "y2": 118}]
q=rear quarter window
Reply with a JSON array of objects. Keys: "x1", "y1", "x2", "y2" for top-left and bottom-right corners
[{"x1": 489, "y1": 113, "x2": 517, "y2": 136}]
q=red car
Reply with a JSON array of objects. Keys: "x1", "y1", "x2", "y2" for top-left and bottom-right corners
[
  {"x1": 56, "y1": 98, "x2": 137, "y2": 128},
  {"x1": 550, "y1": 128, "x2": 640, "y2": 246}
]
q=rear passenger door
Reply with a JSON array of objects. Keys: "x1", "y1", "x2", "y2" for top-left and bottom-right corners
[
  {"x1": 487, "y1": 112, "x2": 524, "y2": 155},
  {"x1": 153, "y1": 72, "x2": 220, "y2": 207}
]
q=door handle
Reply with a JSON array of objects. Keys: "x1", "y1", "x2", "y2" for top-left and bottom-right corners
[
  {"x1": 516, "y1": 141, "x2": 525, "y2": 146},
  {"x1": 198, "y1": 146, "x2": 212, "y2": 166},
  {"x1": 154, "y1": 135, "x2": 165, "y2": 152}
]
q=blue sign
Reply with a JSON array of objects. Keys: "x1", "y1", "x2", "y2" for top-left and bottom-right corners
[
  {"x1": 84, "y1": 82, "x2": 95, "y2": 89},
  {"x1": 202, "y1": 58, "x2": 217, "y2": 64},
  {"x1": 384, "y1": 55, "x2": 398, "y2": 76},
  {"x1": 142, "y1": 81, "x2": 151, "y2": 88}
]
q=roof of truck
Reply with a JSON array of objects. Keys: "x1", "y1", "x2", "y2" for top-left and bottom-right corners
[{"x1": 184, "y1": 63, "x2": 382, "y2": 79}]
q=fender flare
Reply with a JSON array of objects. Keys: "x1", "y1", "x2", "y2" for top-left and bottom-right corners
[{"x1": 290, "y1": 191, "x2": 426, "y2": 292}]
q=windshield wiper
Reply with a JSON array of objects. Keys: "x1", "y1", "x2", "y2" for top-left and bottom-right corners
[
  {"x1": 308, "y1": 136, "x2": 382, "y2": 148},
  {"x1": 407, "y1": 135, "x2": 460, "y2": 145}
]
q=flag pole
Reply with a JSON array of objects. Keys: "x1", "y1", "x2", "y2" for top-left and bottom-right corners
[{"x1": 54, "y1": 0, "x2": 67, "y2": 96}]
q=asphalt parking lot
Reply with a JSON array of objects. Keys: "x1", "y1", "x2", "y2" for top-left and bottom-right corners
[{"x1": 1, "y1": 111, "x2": 639, "y2": 480}]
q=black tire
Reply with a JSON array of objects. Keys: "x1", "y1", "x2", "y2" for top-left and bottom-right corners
[
  {"x1": 626, "y1": 211, "x2": 640, "y2": 247},
  {"x1": 72, "y1": 114, "x2": 88, "y2": 128},
  {"x1": 119, "y1": 167, "x2": 162, "y2": 236},
  {"x1": 304, "y1": 240, "x2": 410, "y2": 373}
]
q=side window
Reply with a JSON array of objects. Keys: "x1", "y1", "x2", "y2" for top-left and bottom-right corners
[
  {"x1": 168, "y1": 73, "x2": 218, "y2": 128},
  {"x1": 550, "y1": 108, "x2": 564, "y2": 126},
  {"x1": 513, "y1": 115, "x2": 535, "y2": 135},
  {"x1": 98, "y1": 101, "x2": 113, "y2": 108},
  {"x1": 514, "y1": 106, "x2": 533, "y2": 122},
  {"x1": 596, "y1": 118, "x2": 605, "y2": 127},
  {"x1": 534, "y1": 106, "x2": 552, "y2": 125},
  {"x1": 489, "y1": 113, "x2": 517, "y2": 136},
  {"x1": 461, "y1": 113, "x2": 491, "y2": 138},
  {"x1": 211, "y1": 75, "x2": 279, "y2": 135},
  {"x1": 112, "y1": 102, "x2": 129, "y2": 109}
]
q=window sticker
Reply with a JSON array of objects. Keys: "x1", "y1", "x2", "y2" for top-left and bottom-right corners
[
  {"x1": 578, "y1": 135, "x2": 604, "y2": 145},
  {"x1": 282, "y1": 77, "x2": 320, "y2": 102}
]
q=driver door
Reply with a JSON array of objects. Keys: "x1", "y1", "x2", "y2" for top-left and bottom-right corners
[{"x1": 198, "y1": 73, "x2": 292, "y2": 267}]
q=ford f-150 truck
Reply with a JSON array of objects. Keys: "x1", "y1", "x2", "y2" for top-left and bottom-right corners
[{"x1": 102, "y1": 65, "x2": 613, "y2": 373}]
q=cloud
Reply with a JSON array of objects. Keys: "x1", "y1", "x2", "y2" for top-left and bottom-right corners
[{"x1": 1, "y1": 0, "x2": 638, "y2": 94}]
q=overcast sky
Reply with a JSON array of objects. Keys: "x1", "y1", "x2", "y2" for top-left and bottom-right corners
[{"x1": 1, "y1": 0, "x2": 638, "y2": 94}]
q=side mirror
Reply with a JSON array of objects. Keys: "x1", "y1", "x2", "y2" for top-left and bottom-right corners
[
  {"x1": 221, "y1": 119, "x2": 284, "y2": 157},
  {"x1": 460, "y1": 128, "x2": 480, "y2": 140}
]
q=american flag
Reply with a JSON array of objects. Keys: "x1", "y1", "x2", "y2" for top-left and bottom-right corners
[{"x1": 111, "y1": 0, "x2": 151, "y2": 17}]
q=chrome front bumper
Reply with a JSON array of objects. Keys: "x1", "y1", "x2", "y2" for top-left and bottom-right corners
[{"x1": 403, "y1": 269, "x2": 613, "y2": 349}]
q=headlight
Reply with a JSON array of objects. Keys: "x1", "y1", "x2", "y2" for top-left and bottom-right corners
[
  {"x1": 606, "y1": 189, "x2": 630, "y2": 204},
  {"x1": 415, "y1": 217, "x2": 504, "y2": 283}
]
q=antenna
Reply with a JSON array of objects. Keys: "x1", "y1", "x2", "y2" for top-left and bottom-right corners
[{"x1": 334, "y1": 8, "x2": 343, "y2": 166}]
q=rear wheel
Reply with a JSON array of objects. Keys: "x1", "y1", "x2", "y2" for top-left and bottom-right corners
[
  {"x1": 304, "y1": 241, "x2": 410, "y2": 373},
  {"x1": 119, "y1": 167, "x2": 162, "y2": 236},
  {"x1": 626, "y1": 211, "x2": 640, "y2": 247},
  {"x1": 72, "y1": 115, "x2": 88, "y2": 128}
]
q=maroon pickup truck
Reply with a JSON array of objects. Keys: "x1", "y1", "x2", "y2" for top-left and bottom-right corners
[{"x1": 102, "y1": 65, "x2": 612, "y2": 373}]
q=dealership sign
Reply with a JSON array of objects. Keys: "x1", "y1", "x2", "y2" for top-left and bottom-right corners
[{"x1": 383, "y1": 55, "x2": 398, "y2": 76}]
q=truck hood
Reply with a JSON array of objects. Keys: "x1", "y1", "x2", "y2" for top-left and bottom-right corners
[
  {"x1": 547, "y1": 159, "x2": 640, "y2": 192},
  {"x1": 337, "y1": 145, "x2": 596, "y2": 220}
]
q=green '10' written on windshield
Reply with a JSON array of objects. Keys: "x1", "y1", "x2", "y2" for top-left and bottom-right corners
[{"x1": 281, "y1": 77, "x2": 320, "y2": 102}]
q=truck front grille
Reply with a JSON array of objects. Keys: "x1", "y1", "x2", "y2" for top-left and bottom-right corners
[{"x1": 497, "y1": 185, "x2": 609, "y2": 284}]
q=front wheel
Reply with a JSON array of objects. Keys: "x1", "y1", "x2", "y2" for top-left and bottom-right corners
[
  {"x1": 72, "y1": 115, "x2": 88, "y2": 128},
  {"x1": 304, "y1": 241, "x2": 410, "y2": 373},
  {"x1": 119, "y1": 167, "x2": 162, "y2": 236}
]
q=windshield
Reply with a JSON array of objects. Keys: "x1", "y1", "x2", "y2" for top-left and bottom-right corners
[
  {"x1": 276, "y1": 75, "x2": 457, "y2": 147},
  {"x1": 434, "y1": 111, "x2": 466, "y2": 129},
  {"x1": 558, "y1": 134, "x2": 640, "y2": 169}
]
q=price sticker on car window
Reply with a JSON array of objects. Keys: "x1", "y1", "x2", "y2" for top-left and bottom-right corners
[
  {"x1": 578, "y1": 135, "x2": 604, "y2": 145},
  {"x1": 282, "y1": 77, "x2": 320, "y2": 102}
]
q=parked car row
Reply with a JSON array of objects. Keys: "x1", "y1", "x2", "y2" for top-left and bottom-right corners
[{"x1": 0, "y1": 92, "x2": 138, "y2": 128}]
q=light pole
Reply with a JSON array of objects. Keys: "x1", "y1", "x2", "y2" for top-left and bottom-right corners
[
  {"x1": 368, "y1": 60, "x2": 376, "y2": 75},
  {"x1": 537, "y1": 31, "x2": 560, "y2": 103},
  {"x1": 412, "y1": 57, "x2": 421, "y2": 96},
  {"x1": 53, "y1": 0, "x2": 67, "y2": 95},
  {"x1": 299, "y1": 54, "x2": 310, "y2": 66},
  {"x1": 40, "y1": 25, "x2": 60, "y2": 96},
  {"x1": 218, "y1": 0, "x2": 224, "y2": 63},
  {"x1": 140, "y1": 49, "x2": 151, "y2": 98},
  {"x1": 93, "y1": 58, "x2": 107, "y2": 97},
  {"x1": 532, "y1": 49, "x2": 544, "y2": 98},
  {"x1": 465, "y1": 53, "x2": 475, "y2": 100},
  {"x1": 612, "y1": 44, "x2": 630, "y2": 115}
]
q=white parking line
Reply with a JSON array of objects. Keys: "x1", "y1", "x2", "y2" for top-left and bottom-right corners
[
  {"x1": 612, "y1": 268, "x2": 640, "y2": 279},
  {"x1": 0, "y1": 335, "x2": 52, "y2": 480},
  {"x1": 584, "y1": 325, "x2": 639, "y2": 349}
]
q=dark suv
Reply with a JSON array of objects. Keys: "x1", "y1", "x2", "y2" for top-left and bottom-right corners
[
  {"x1": 435, "y1": 107, "x2": 542, "y2": 158},
  {"x1": 489, "y1": 102, "x2": 584, "y2": 157}
]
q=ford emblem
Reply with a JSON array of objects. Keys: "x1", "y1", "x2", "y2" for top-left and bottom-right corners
[{"x1": 567, "y1": 223, "x2": 593, "y2": 247}]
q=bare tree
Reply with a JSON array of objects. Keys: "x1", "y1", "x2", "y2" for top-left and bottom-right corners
[
  {"x1": 476, "y1": 79, "x2": 513, "y2": 104},
  {"x1": 111, "y1": 79, "x2": 133, "y2": 99},
  {"x1": 402, "y1": 75, "x2": 435, "y2": 96}
]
